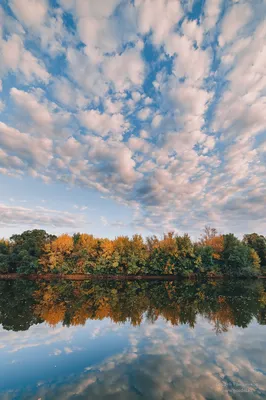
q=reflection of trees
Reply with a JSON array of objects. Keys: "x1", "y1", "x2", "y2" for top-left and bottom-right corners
[
  {"x1": 1, "y1": 280, "x2": 266, "y2": 332},
  {"x1": 208, "y1": 299, "x2": 235, "y2": 334},
  {"x1": 0, "y1": 280, "x2": 41, "y2": 331}
]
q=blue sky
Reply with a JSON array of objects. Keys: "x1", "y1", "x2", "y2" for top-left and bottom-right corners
[{"x1": 0, "y1": 0, "x2": 265, "y2": 238}]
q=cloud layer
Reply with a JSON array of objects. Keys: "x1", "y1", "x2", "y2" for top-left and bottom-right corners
[{"x1": 0, "y1": 0, "x2": 266, "y2": 234}]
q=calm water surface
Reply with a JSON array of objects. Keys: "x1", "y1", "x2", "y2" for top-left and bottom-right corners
[{"x1": 0, "y1": 279, "x2": 266, "y2": 399}]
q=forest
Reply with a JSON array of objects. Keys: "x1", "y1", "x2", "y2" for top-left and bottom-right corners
[{"x1": 0, "y1": 227, "x2": 266, "y2": 277}]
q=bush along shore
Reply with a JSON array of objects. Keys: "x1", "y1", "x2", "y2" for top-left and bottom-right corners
[{"x1": 0, "y1": 228, "x2": 266, "y2": 278}]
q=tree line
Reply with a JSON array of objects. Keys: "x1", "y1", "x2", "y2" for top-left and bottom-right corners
[{"x1": 0, "y1": 227, "x2": 266, "y2": 277}]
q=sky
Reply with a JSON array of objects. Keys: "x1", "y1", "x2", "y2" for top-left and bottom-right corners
[{"x1": 0, "y1": 0, "x2": 265, "y2": 239}]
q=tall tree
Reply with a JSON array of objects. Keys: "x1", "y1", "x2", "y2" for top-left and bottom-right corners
[
  {"x1": 243, "y1": 233, "x2": 266, "y2": 267},
  {"x1": 9, "y1": 230, "x2": 56, "y2": 273}
]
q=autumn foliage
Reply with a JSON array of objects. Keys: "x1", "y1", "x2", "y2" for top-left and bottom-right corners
[{"x1": 0, "y1": 227, "x2": 265, "y2": 277}]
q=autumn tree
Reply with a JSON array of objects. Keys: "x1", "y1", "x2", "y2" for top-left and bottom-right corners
[
  {"x1": 95, "y1": 239, "x2": 115, "y2": 273},
  {"x1": 72, "y1": 234, "x2": 100, "y2": 273},
  {"x1": 98, "y1": 234, "x2": 148, "y2": 275},
  {"x1": 199, "y1": 226, "x2": 224, "y2": 260},
  {"x1": 40, "y1": 234, "x2": 73, "y2": 273},
  {"x1": 130, "y1": 234, "x2": 148, "y2": 273}
]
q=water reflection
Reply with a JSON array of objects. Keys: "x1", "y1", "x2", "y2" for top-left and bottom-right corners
[
  {"x1": 1, "y1": 279, "x2": 266, "y2": 399},
  {"x1": 1, "y1": 279, "x2": 266, "y2": 332}
]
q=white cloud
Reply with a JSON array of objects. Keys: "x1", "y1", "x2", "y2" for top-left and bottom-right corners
[
  {"x1": 63, "y1": 0, "x2": 122, "y2": 62},
  {"x1": 182, "y1": 18, "x2": 203, "y2": 46},
  {"x1": 104, "y1": 98, "x2": 123, "y2": 114},
  {"x1": 144, "y1": 97, "x2": 152, "y2": 105},
  {"x1": 132, "y1": 91, "x2": 142, "y2": 102},
  {"x1": 219, "y1": 3, "x2": 252, "y2": 46},
  {"x1": 0, "y1": 121, "x2": 52, "y2": 168},
  {"x1": 213, "y1": 20, "x2": 266, "y2": 144},
  {"x1": 57, "y1": 137, "x2": 83, "y2": 160},
  {"x1": 151, "y1": 114, "x2": 163, "y2": 128},
  {"x1": 51, "y1": 77, "x2": 88, "y2": 109},
  {"x1": 10, "y1": 87, "x2": 71, "y2": 138},
  {"x1": 203, "y1": 0, "x2": 222, "y2": 31},
  {"x1": 137, "y1": 107, "x2": 151, "y2": 121},
  {"x1": 128, "y1": 136, "x2": 150, "y2": 153},
  {"x1": 0, "y1": 203, "x2": 86, "y2": 227},
  {"x1": 165, "y1": 34, "x2": 211, "y2": 86},
  {"x1": 202, "y1": 135, "x2": 216, "y2": 153},
  {"x1": 10, "y1": 0, "x2": 48, "y2": 28},
  {"x1": 0, "y1": 34, "x2": 50, "y2": 83},
  {"x1": 136, "y1": 0, "x2": 183, "y2": 45},
  {"x1": 0, "y1": 148, "x2": 24, "y2": 170},
  {"x1": 172, "y1": 84, "x2": 211, "y2": 115},
  {"x1": 79, "y1": 109, "x2": 129, "y2": 139},
  {"x1": 11, "y1": 88, "x2": 53, "y2": 127},
  {"x1": 9, "y1": 0, "x2": 70, "y2": 57},
  {"x1": 139, "y1": 129, "x2": 149, "y2": 139},
  {"x1": 103, "y1": 47, "x2": 145, "y2": 92},
  {"x1": 84, "y1": 136, "x2": 139, "y2": 185},
  {"x1": 66, "y1": 47, "x2": 108, "y2": 97}
]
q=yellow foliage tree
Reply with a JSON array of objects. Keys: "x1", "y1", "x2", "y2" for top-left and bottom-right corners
[
  {"x1": 74, "y1": 234, "x2": 97, "y2": 254},
  {"x1": 204, "y1": 235, "x2": 224, "y2": 260},
  {"x1": 39, "y1": 234, "x2": 73, "y2": 272},
  {"x1": 100, "y1": 239, "x2": 115, "y2": 260},
  {"x1": 51, "y1": 234, "x2": 74, "y2": 254},
  {"x1": 156, "y1": 232, "x2": 178, "y2": 256},
  {"x1": 250, "y1": 248, "x2": 261, "y2": 272}
]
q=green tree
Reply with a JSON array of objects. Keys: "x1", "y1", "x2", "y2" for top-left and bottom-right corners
[
  {"x1": 243, "y1": 233, "x2": 266, "y2": 268},
  {"x1": 194, "y1": 245, "x2": 216, "y2": 272},
  {"x1": 0, "y1": 239, "x2": 10, "y2": 273},
  {"x1": 9, "y1": 230, "x2": 56, "y2": 273},
  {"x1": 222, "y1": 234, "x2": 260, "y2": 276},
  {"x1": 174, "y1": 234, "x2": 196, "y2": 275},
  {"x1": 146, "y1": 232, "x2": 178, "y2": 275}
]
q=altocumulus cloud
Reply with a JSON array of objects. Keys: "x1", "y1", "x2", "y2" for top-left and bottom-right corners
[{"x1": 0, "y1": 0, "x2": 266, "y2": 235}]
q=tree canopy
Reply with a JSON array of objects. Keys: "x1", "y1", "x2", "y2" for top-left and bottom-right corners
[{"x1": 0, "y1": 227, "x2": 265, "y2": 277}]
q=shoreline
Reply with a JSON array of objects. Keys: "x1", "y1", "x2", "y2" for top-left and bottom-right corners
[{"x1": 0, "y1": 273, "x2": 265, "y2": 281}]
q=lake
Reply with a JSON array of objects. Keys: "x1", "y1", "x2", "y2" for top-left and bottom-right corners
[{"x1": 0, "y1": 279, "x2": 266, "y2": 399}]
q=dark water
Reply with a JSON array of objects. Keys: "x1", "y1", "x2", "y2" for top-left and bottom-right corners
[{"x1": 0, "y1": 279, "x2": 266, "y2": 399}]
